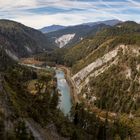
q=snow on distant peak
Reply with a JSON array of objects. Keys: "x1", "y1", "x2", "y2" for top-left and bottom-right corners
[{"x1": 55, "y1": 34, "x2": 75, "y2": 48}]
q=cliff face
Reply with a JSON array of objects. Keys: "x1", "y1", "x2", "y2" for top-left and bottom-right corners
[
  {"x1": 72, "y1": 44, "x2": 140, "y2": 110},
  {"x1": 71, "y1": 44, "x2": 140, "y2": 139},
  {"x1": 72, "y1": 44, "x2": 140, "y2": 139}
]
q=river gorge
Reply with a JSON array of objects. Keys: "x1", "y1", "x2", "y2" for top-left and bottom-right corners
[
  {"x1": 56, "y1": 69, "x2": 72, "y2": 115},
  {"x1": 20, "y1": 62, "x2": 73, "y2": 116}
]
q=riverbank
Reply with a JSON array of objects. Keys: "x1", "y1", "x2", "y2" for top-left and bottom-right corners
[
  {"x1": 56, "y1": 65, "x2": 79, "y2": 105},
  {"x1": 20, "y1": 57, "x2": 78, "y2": 105}
]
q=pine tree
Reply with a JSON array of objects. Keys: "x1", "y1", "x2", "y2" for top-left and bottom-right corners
[
  {"x1": 50, "y1": 91, "x2": 59, "y2": 110},
  {"x1": 71, "y1": 130, "x2": 79, "y2": 140},
  {"x1": 16, "y1": 121, "x2": 28, "y2": 140}
]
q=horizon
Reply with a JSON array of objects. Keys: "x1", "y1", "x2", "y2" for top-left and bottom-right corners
[{"x1": 0, "y1": 0, "x2": 140, "y2": 29}]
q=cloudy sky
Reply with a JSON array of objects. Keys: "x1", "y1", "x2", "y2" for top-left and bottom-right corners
[{"x1": 0, "y1": 0, "x2": 140, "y2": 29}]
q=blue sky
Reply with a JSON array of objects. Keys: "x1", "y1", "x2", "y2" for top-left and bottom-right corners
[{"x1": 0, "y1": 0, "x2": 140, "y2": 28}]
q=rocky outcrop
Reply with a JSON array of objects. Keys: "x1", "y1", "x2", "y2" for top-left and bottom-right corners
[{"x1": 72, "y1": 46, "x2": 119, "y2": 89}]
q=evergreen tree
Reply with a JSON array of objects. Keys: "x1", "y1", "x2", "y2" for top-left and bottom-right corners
[
  {"x1": 15, "y1": 121, "x2": 28, "y2": 140},
  {"x1": 71, "y1": 130, "x2": 79, "y2": 140},
  {"x1": 0, "y1": 119, "x2": 4, "y2": 139},
  {"x1": 50, "y1": 91, "x2": 59, "y2": 110}
]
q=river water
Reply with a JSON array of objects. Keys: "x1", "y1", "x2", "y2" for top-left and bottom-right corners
[{"x1": 55, "y1": 69, "x2": 72, "y2": 115}]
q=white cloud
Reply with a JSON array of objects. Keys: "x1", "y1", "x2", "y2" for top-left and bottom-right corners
[
  {"x1": 127, "y1": 0, "x2": 140, "y2": 7},
  {"x1": 0, "y1": 0, "x2": 139, "y2": 28}
]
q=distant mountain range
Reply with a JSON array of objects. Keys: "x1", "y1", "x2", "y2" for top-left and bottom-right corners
[
  {"x1": 39, "y1": 19, "x2": 121, "y2": 34},
  {"x1": 0, "y1": 19, "x2": 122, "y2": 66},
  {"x1": 0, "y1": 19, "x2": 122, "y2": 65},
  {"x1": 41, "y1": 19, "x2": 122, "y2": 48},
  {"x1": 81, "y1": 19, "x2": 122, "y2": 26},
  {"x1": 40, "y1": 25, "x2": 66, "y2": 33}
]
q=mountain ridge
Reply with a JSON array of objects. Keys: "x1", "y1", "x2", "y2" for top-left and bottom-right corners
[
  {"x1": 40, "y1": 19, "x2": 121, "y2": 33},
  {"x1": 0, "y1": 19, "x2": 55, "y2": 61},
  {"x1": 39, "y1": 25, "x2": 66, "y2": 33},
  {"x1": 43, "y1": 19, "x2": 122, "y2": 48},
  {"x1": 81, "y1": 19, "x2": 122, "y2": 26}
]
